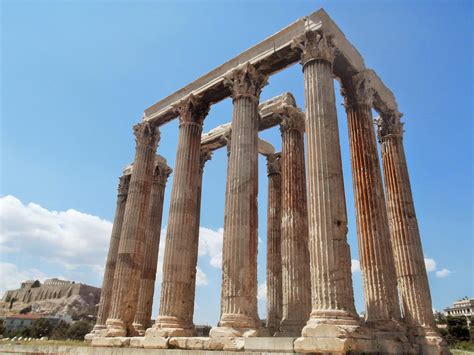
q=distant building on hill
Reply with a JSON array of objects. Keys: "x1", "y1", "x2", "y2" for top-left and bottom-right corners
[
  {"x1": 444, "y1": 297, "x2": 474, "y2": 317},
  {"x1": 0, "y1": 278, "x2": 100, "y2": 319}
]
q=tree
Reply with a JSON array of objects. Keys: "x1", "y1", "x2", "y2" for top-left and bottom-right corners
[
  {"x1": 30, "y1": 319, "x2": 54, "y2": 338},
  {"x1": 67, "y1": 320, "x2": 93, "y2": 340},
  {"x1": 434, "y1": 311, "x2": 447, "y2": 324},
  {"x1": 50, "y1": 321, "x2": 70, "y2": 340},
  {"x1": 446, "y1": 316, "x2": 471, "y2": 345},
  {"x1": 19, "y1": 306, "x2": 32, "y2": 314}
]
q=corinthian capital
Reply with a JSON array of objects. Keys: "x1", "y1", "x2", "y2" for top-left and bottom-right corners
[
  {"x1": 118, "y1": 173, "x2": 131, "y2": 196},
  {"x1": 133, "y1": 121, "x2": 160, "y2": 150},
  {"x1": 153, "y1": 157, "x2": 172, "y2": 185},
  {"x1": 375, "y1": 110, "x2": 404, "y2": 143},
  {"x1": 341, "y1": 71, "x2": 375, "y2": 108},
  {"x1": 292, "y1": 29, "x2": 335, "y2": 67},
  {"x1": 199, "y1": 148, "x2": 213, "y2": 174},
  {"x1": 266, "y1": 153, "x2": 281, "y2": 176},
  {"x1": 279, "y1": 107, "x2": 305, "y2": 134},
  {"x1": 174, "y1": 94, "x2": 210, "y2": 126},
  {"x1": 224, "y1": 62, "x2": 268, "y2": 102}
]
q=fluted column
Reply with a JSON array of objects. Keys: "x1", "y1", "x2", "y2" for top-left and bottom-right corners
[
  {"x1": 341, "y1": 72, "x2": 401, "y2": 328},
  {"x1": 293, "y1": 30, "x2": 367, "y2": 352},
  {"x1": 86, "y1": 169, "x2": 131, "y2": 340},
  {"x1": 210, "y1": 63, "x2": 268, "y2": 337},
  {"x1": 106, "y1": 122, "x2": 160, "y2": 337},
  {"x1": 265, "y1": 153, "x2": 282, "y2": 335},
  {"x1": 132, "y1": 157, "x2": 172, "y2": 335},
  {"x1": 278, "y1": 108, "x2": 311, "y2": 336},
  {"x1": 147, "y1": 94, "x2": 210, "y2": 337},
  {"x1": 376, "y1": 112, "x2": 438, "y2": 335}
]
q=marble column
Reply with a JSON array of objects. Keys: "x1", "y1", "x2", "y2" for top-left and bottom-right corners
[
  {"x1": 376, "y1": 112, "x2": 438, "y2": 336},
  {"x1": 265, "y1": 153, "x2": 283, "y2": 335},
  {"x1": 278, "y1": 108, "x2": 311, "y2": 336},
  {"x1": 86, "y1": 168, "x2": 131, "y2": 340},
  {"x1": 210, "y1": 63, "x2": 268, "y2": 337},
  {"x1": 147, "y1": 94, "x2": 209, "y2": 337},
  {"x1": 341, "y1": 72, "x2": 401, "y2": 328},
  {"x1": 106, "y1": 122, "x2": 160, "y2": 337},
  {"x1": 132, "y1": 157, "x2": 172, "y2": 335},
  {"x1": 293, "y1": 30, "x2": 368, "y2": 353}
]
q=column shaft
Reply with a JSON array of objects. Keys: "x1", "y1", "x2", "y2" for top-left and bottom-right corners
[
  {"x1": 149, "y1": 95, "x2": 209, "y2": 337},
  {"x1": 132, "y1": 159, "x2": 171, "y2": 334},
  {"x1": 87, "y1": 171, "x2": 131, "y2": 338},
  {"x1": 377, "y1": 114, "x2": 437, "y2": 332},
  {"x1": 106, "y1": 122, "x2": 159, "y2": 337},
  {"x1": 343, "y1": 74, "x2": 401, "y2": 326},
  {"x1": 265, "y1": 153, "x2": 282, "y2": 335},
  {"x1": 211, "y1": 63, "x2": 268, "y2": 336},
  {"x1": 279, "y1": 110, "x2": 311, "y2": 336}
]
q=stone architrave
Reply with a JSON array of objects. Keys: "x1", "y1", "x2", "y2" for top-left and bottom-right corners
[
  {"x1": 132, "y1": 157, "x2": 172, "y2": 335},
  {"x1": 377, "y1": 112, "x2": 446, "y2": 349},
  {"x1": 292, "y1": 30, "x2": 372, "y2": 353},
  {"x1": 278, "y1": 108, "x2": 311, "y2": 336},
  {"x1": 265, "y1": 153, "x2": 283, "y2": 335},
  {"x1": 105, "y1": 122, "x2": 160, "y2": 337},
  {"x1": 210, "y1": 63, "x2": 268, "y2": 338},
  {"x1": 147, "y1": 94, "x2": 210, "y2": 338},
  {"x1": 341, "y1": 72, "x2": 402, "y2": 329},
  {"x1": 86, "y1": 169, "x2": 131, "y2": 340}
]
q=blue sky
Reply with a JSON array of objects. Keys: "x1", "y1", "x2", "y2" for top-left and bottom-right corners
[{"x1": 1, "y1": 0, "x2": 472, "y2": 326}]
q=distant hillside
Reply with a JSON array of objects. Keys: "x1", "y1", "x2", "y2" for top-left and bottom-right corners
[{"x1": 0, "y1": 278, "x2": 100, "y2": 319}]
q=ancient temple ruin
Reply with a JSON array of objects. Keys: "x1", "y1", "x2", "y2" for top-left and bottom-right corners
[{"x1": 86, "y1": 8, "x2": 447, "y2": 354}]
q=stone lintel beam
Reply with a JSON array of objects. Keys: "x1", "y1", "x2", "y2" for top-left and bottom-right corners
[
  {"x1": 143, "y1": 8, "x2": 379, "y2": 125},
  {"x1": 200, "y1": 92, "x2": 299, "y2": 152}
]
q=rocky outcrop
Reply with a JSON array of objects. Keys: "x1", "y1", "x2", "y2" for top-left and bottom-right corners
[{"x1": 0, "y1": 278, "x2": 100, "y2": 318}]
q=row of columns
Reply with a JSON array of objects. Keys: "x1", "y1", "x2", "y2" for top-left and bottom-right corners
[{"x1": 90, "y1": 28, "x2": 439, "y2": 350}]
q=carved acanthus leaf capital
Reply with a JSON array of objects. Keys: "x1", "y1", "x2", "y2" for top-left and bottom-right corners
[
  {"x1": 133, "y1": 121, "x2": 160, "y2": 150},
  {"x1": 174, "y1": 94, "x2": 210, "y2": 126},
  {"x1": 118, "y1": 173, "x2": 131, "y2": 195},
  {"x1": 341, "y1": 71, "x2": 375, "y2": 108},
  {"x1": 375, "y1": 110, "x2": 404, "y2": 143},
  {"x1": 279, "y1": 107, "x2": 305, "y2": 134},
  {"x1": 153, "y1": 161, "x2": 172, "y2": 185},
  {"x1": 292, "y1": 30, "x2": 336, "y2": 67},
  {"x1": 224, "y1": 62, "x2": 268, "y2": 102},
  {"x1": 219, "y1": 131, "x2": 232, "y2": 157},
  {"x1": 199, "y1": 148, "x2": 213, "y2": 173},
  {"x1": 266, "y1": 153, "x2": 281, "y2": 176}
]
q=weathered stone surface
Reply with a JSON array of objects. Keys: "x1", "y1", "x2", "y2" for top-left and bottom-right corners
[
  {"x1": 152, "y1": 95, "x2": 209, "y2": 336},
  {"x1": 129, "y1": 337, "x2": 144, "y2": 348},
  {"x1": 169, "y1": 337, "x2": 209, "y2": 350},
  {"x1": 212, "y1": 63, "x2": 267, "y2": 335},
  {"x1": 278, "y1": 108, "x2": 311, "y2": 337},
  {"x1": 133, "y1": 157, "x2": 171, "y2": 335},
  {"x1": 377, "y1": 111, "x2": 440, "y2": 335},
  {"x1": 265, "y1": 153, "x2": 283, "y2": 335},
  {"x1": 342, "y1": 71, "x2": 401, "y2": 326},
  {"x1": 106, "y1": 122, "x2": 160, "y2": 337},
  {"x1": 91, "y1": 336, "x2": 130, "y2": 347},
  {"x1": 244, "y1": 337, "x2": 295, "y2": 352},
  {"x1": 142, "y1": 336, "x2": 169, "y2": 349}
]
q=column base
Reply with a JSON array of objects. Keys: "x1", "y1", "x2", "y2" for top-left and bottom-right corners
[
  {"x1": 105, "y1": 318, "x2": 127, "y2": 337},
  {"x1": 294, "y1": 315, "x2": 376, "y2": 354},
  {"x1": 84, "y1": 324, "x2": 107, "y2": 342},
  {"x1": 147, "y1": 315, "x2": 195, "y2": 337},
  {"x1": 416, "y1": 334, "x2": 450, "y2": 355},
  {"x1": 131, "y1": 322, "x2": 146, "y2": 336},
  {"x1": 274, "y1": 318, "x2": 306, "y2": 337}
]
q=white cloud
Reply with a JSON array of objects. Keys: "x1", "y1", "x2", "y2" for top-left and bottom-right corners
[
  {"x1": 0, "y1": 195, "x2": 112, "y2": 274},
  {"x1": 198, "y1": 227, "x2": 223, "y2": 268},
  {"x1": 0, "y1": 262, "x2": 64, "y2": 297},
  {"x1": 435, "y1": 268, "x2": 451, "y2": 278},
  {"x1": 424, "y1": 258, "x2": 437, "y2": 272},
  {"x1": 257, "y1": 282, "x2": 267, "y2": 301},
  {"x1": 424, "y1": 257, "x2": 451, "y2": 278},
  {"x1": 196, "y1": 267, "x2": 208, "y2": 286},
  {"x1": 351, "y1": 259, "x2": 361, "y2": 273}
]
